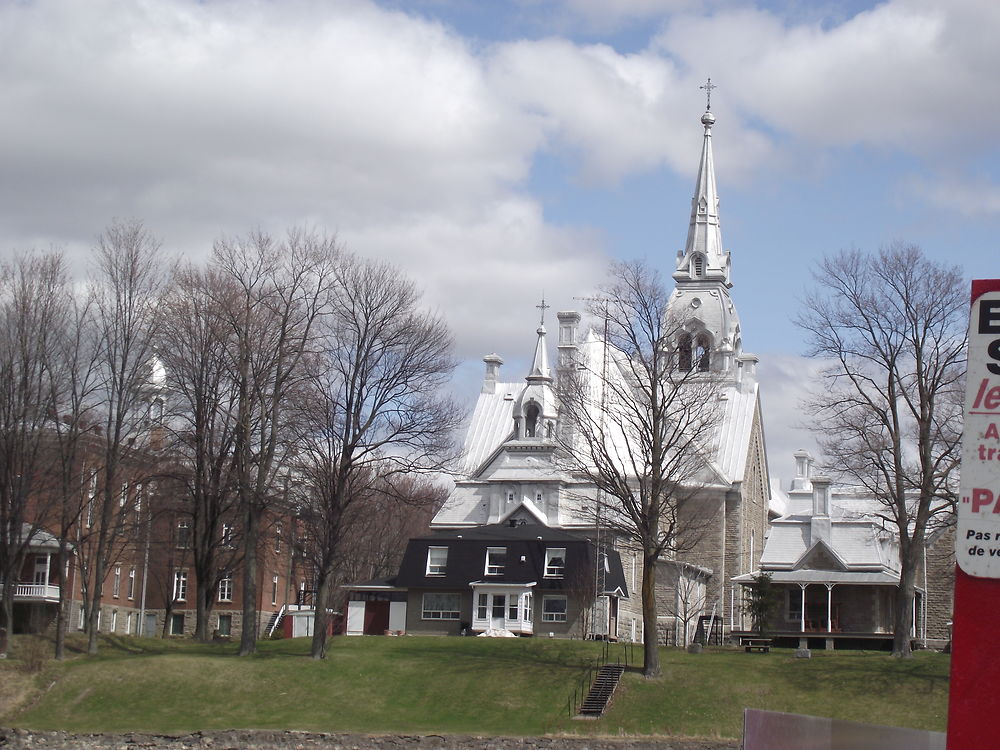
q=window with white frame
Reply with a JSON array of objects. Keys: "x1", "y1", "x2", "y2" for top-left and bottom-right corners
[
  {"x1": 542, "y1": 595, "x2": 567, "y2": 622},
  {"x1": 422, "y1": 592, "x2": 461, "y2": 620},
  {"x1": 170, "y1": 613, "x2": 185, "y2": 636},
  {"x1": 77, "y1": 605, "x2": 85, "y2": 630},
  {"x1": 111, "y1": 610, "x2": 118, "y2": 633},
  {"x1": 217, "y1": 614, "x2": 232, "y2": 637},
  {"x1": 127, "y1": 567, "x2": 136, "y2": 599},
  {"x1": 86, "y1": 475, "x2": 97, "y2": 528},
  {"x1": 218, "y1": 574, "x2": 233, "y2": 602},
  {"x1": 523, "y1": 592, "x2": 533, "y2": 622},
  {"x1": 134, "y1": 483, "x2": 143, "y2": 522},
  {"x1": 222, "y1": 522, "x2": 234, "y2": 547},
  {"x1": 485, "y1": 547, "x2": 506, "y2": 576},
  {"x1": 173, "y1": 570, "x2": 188, "y2": 602},
  {"x1": 275, "y1": 523, "x2": 282, "y2": 553},
  {"x1": 176, "y1": 520, "x2": 190, "y2": 549},
  {"x1": 544, "y1": 548, "x2": 566, "y2": 578},
  {"x1": 126, "y1": 612, "x2": 132, "y2": 634},
  {"x1": 426, "y1": 546, "x2": 448, "y2": 576},
  {"x1": 476, "y1": 593, "x2": 488, "y2": 620},
  {"x1": 271, "y1": 575, "x2": 278, "y2": 606},
  {"x1": 112, "y1": 566, "x2": 121, "y2": 598}
]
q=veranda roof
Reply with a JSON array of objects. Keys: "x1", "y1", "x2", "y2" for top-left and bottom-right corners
[{"x1": 731, "y1": 570, "x2": 900, "y2": 586}]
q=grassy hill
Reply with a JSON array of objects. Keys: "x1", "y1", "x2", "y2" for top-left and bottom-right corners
[{"x1": 2, "y1": 635, "x2": 949, "y2": 739}]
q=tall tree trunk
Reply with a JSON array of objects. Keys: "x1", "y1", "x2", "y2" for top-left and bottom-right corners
[
  {"x1": 310, "y1": 567, "x2": 332, "y2": 659},
  {"x1": 86, "y1": 557, "x2": 105, "y2": 655},
  {"x1": 54, "y1": 543, "x2": 70, "y2": 659},
  {"x1": 891, "y1": 549, "x2": 919, "y2": 657},
  {"x1": 641, "y1": 547, "x2": 661, "y2": 678},
  {"x1": 0, "y1": 587, "x2": 12, "y2": 657},
  {"x1": 239, "y1": 503, "x2": 259, "y2": 656}
]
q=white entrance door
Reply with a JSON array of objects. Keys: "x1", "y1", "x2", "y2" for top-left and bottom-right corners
[{"x1": 491, "y1": 594, "x2": 506, "y2": 630}]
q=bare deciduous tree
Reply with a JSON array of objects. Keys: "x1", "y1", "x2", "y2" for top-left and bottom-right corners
[
  {"x1": 84, "y1": 219, "x2": 165, "y2": 655},
  {"x1": 797, "y1": 243, "x2": 965, "y2": 657},
  {"x1": 0, "y1": 252, "x2": 70, "y2": 657},
  {"x1": 560, "y1": 259, "x2": 721, "y2": 678},
  {"x1": 294, "y1": 255, "x2": 460, "y2": 659},
  {"x1": 213, "y1": 229, "x2": 337, "y2": 656},
  {"x1": 158, "y1": 264, "x2": 244, "y2": 641}
]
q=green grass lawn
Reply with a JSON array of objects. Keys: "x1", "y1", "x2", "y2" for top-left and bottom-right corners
[{"x1": 3, "y1": 636, "x2": 950, "y2": 739}]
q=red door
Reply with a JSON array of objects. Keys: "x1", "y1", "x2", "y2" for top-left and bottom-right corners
[{"x1": 363, "y1": 601, "x2": 390, "y2": 635}]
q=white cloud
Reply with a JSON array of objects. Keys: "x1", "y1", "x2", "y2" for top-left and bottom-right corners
[
  {"x1": 653, "y1": 1, "x2": 1000, "y2": 155},
  {"x1": 907, "y1": 174, "x2": 1000, "y2": 217},
  {"x1": 757, "y1": 353, "x2": 824, "y2": 484}
]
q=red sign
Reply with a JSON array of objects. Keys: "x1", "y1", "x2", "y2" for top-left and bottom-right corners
[{"x1": 948, "y1": 279, "x2": 1000, "y2": 749}]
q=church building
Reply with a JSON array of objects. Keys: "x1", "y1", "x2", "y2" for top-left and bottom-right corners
[{"x1": 422, "y1": 105, "x2": 774, "y2": 643}]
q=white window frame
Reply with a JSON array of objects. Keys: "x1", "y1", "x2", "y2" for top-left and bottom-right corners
[
  {"x1": 173, "y1": 570, "x2": 188, "y2": 602},
  {"x1": 176, "y1": 520, "x2": 190, "y2": 549},
  {"x1": 111, "y1": 610, "x2": 118, "y2": 633},
  {"x1": 544, "y1": 548, "x2": 566, "y2": 578},
  {"x1": 485, "y1": 547, "x2": 506, "y2": 576},
  {"x1": 421, "y1": 592, "x2": 461, "y2": 620},
  {"x1": 217, "y1": 613, "x2": 232, "y2": 637},
  {"x1": 218, "y1": 574, "x2": 233, "y2": 602},
  {"x1": 542, "y1": 595, "x2": 568, "y2": 622},
  {"x1": 222, "y1": 522, "x2": 234, "y2": 548},
  {"x1": 476, "y1": 593, "x2": 488, "y2": 620},
  {"x1": 127, "y1": 567, "x2": 136, "y2": 599},
  {"x1": 271, "y1": 575, "x2": 278, "y2": 606},
  {"x1": 426, "y1": 546, "x2": 448, "y2": 576},
  {"x1": 112, "y1": 565, "x2": 121, "y2": 598}
]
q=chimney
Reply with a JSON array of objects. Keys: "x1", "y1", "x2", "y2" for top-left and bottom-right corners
[
  {"x1": 482, "y1": 353, "x2": 503, "y2": 394},
  {"x1": 791, "y1": 450, "x2": 814, "y2": 491},
  {"x1": 810, "y1": 476, "x2": 832, "y2": 546},
  {"x1": 556, "y1": 311, "x2": 581, "y2": 372},
  {"x1": 736, "y1": 353, "x2": 759, "y2": 390}
]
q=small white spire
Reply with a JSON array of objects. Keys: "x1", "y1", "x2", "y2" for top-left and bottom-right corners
[{"x1": 527, "y1": 298, "x2": 552, "y2": 383}]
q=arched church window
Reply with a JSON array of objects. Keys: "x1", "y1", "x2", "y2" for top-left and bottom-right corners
[
  {"x1": 696, "y1": 335, "x2": 711, "y2": 372},
  {"x1": 692, "y1": 254, "x2": 705, "y2": 278},
  {"x1": 525, "y1": 403, "x2": 540, "y2": 437},
  {"x1": 678, "y1": 333, "x2": 693, "y2": 371}
]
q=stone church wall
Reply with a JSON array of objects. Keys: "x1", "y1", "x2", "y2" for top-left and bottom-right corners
[{"x1": 922, "y1": 523, "x2": 955, "y2": 646}]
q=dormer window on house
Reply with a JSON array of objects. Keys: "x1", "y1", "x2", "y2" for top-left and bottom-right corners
[
  {"x1": 426, "y1": 546, "x2": 448, "y2": 576},
  {"x1": 545, "y1": 548, "x2": 566, "y2": 578},
  {"x1": 525, "y1": 402, "x2": 539, "y2": 437},
  {"x1": 485, "y1": 547, "x2": 506, "y2": 576}
]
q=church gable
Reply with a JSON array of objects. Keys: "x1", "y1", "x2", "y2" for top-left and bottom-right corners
[
  {"x1": 499, "y1": 500, "x2": 547, "y2": 526},
  {"x1": 794, "y1": 540, "x2": 849, "y2": 572}
]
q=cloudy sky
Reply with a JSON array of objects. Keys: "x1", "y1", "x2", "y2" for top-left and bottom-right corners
[{"x1": 2, "y1": 0, "x2": 997, "y2": 482}]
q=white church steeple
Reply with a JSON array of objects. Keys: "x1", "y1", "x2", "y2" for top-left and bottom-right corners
[
  {"x1": 668, "y1": 83, "x2": 745, "y2": 377},
  {"x1": 674, "y1": 83, "x2": 731, "y2": 287}
]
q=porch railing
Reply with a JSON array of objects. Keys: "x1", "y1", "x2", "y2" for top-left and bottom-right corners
[{"x1": 8, "y1": 582, "x2": 61, "y2": 601}]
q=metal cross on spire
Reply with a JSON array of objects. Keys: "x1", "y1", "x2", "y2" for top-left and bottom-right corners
[
  {"x1": 700, "y1": 77, "x2": 717, "y2": 111},
  {"x1": 536, "y1": 296, "x2": 550, "y2": 326}
]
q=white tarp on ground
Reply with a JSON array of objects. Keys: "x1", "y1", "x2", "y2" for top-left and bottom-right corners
[{"x1": 476, "y1": 627, "x2": 518, "y2": 637}]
